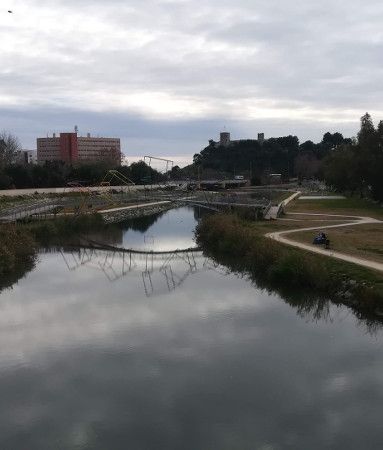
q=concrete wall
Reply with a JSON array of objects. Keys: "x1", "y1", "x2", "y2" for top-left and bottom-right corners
[{"x1": 101, "y1": 202, "x2": 173, "y2": 224}]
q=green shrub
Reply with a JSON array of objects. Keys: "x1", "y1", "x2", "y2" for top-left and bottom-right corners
[
  {"x1": 268, "y1": 252, "x2": 328, "y2": 289},
  {"x1": 0, "y1": 225, "x2": 36, "y2": 276},
  {"x1": 25, "y1": 213, "x2": 105, "y2": 245}
]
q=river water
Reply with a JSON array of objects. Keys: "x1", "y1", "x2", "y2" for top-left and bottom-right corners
[{"x1": 1, "y1": 207, "x2": 383, "y2": 449}]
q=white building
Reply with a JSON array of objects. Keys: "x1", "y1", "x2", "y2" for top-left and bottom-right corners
[{"x1": 16, "y1": 150, "x2": 37, "y2": 165}]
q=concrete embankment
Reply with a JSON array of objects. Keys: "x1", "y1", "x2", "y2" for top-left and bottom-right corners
[{"x1": 100, "y1": 201, "x2": 173, "y2": 223}]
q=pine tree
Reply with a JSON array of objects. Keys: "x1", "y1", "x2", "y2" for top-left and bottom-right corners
[{"x1": 357, "y1": 113, "x2": 375, "y2": 147}]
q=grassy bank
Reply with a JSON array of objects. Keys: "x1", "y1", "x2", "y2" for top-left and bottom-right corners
[
  {"x1": 290, "y1": 223, "x2": 383, "y2": 264},
  {"x1": 196, "y1": 214, "x2": 383, "y2": 316},
  {"x1": 0, "y1": 214, "x2": 111, "y2": 291},
  {"x1": 0, "y1": 224, "x2": 37, "y2": 292},
  {"x1": 283, "y1": 195, "x2": 383, "y2": 266},
  {"x1": 24, "y1": 214, "x2": 106, "y2": 246},
  {"x1": 0, "y1": 224, "x2": 36, "y2": 276},
  {"x1": 0, "y1": 214, "x2": 110, "y2": 292},
  {"x1": 288, "y1": 197, "x2": 383, "y2": 219}
]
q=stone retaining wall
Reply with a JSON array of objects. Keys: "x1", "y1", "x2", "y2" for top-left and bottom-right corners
[{"x1": 101, "y1": 203, "x2": 174, "y2": 224}]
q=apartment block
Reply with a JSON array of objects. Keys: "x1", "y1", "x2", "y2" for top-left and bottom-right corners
[{"x1": 37, "y1": 132, "x2": 121, "y2": 165}]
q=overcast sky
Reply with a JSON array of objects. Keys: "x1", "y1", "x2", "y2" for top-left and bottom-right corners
[{"x1": 2, "y1": 0, "x2": 383, "y2": 166}]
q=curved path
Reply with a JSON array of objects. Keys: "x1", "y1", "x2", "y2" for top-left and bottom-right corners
[{"x1": 265, "y1": 212, "x2": 383, "y2": 272}]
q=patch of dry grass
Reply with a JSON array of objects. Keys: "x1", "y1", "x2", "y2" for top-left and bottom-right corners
[
  {"x1": 288, "y1": 197, "x2": 383, "y2": 219},
  {"x1": 248, "y1": 218, "x2": 352, "y2": 234},
  {"x1": 284, "y1": 213, "x2": 357, "y2": 221},
  {"x1": 290, "y1": 223, "x2": 383, "y2": 264}
]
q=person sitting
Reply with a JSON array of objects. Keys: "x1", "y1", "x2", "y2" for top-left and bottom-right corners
[{"x1": 313, "y1": 232, "x2": 327, "y2": 245}]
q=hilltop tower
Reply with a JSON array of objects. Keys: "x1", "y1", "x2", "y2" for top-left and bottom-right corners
[{"x1": 220, "y1": 131, "x2": 231, "y2": 146}]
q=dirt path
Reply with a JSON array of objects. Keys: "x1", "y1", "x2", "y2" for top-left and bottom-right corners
[{"x1": 265, "y1": 212, "x2": 383, "y2": 272}]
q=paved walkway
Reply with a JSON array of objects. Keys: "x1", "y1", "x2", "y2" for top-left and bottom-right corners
[
  {"x1": 0, "y1": 202, "x2": 60, "y2": 223},
  {"x1": 264, "y1": 191, "x2": 301, "y2": 220},
  {"x1": 265, "y1": 212, "x2": 383, "y2": 272}
]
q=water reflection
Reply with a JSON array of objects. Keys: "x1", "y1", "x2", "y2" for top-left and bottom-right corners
[
  {"x1": 57, "y1": 207, "x2": 210, "y2": 297},
  {"x1": 0, "y1": 257, "x2": 35, "y2": 295},
  {"x1": 59, "y1": 247, "x2": 224, "y2": 297},
  {"x1": 118, "y1": 210, "x2": 166, "y2": 234},
  {"x1": 115, "y1": 207, "x2": 198, "y2": 252},
  {"x1": 1, "y1": 207, "x2": 383, "y2": 449},
  {"x1": 84, "y1": 207, "x2": 199, "y2": 253},
  {"x1": 1, "y1": 249, "x2": 383, "y2": 450}
]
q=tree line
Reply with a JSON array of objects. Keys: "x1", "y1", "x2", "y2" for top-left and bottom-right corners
[
  {"x1": 192, "y1": 132, "x2": 352, "y2": 183},
  {"x1": 1, "y1": 113, "x2": 383, "y2": 202},
  {"x1": 190, "y1": 113, "x2": 383, "y2": 202},
  {"x1": 0, "y1": 132, "x2": 165, "y2": 189},
  {"x1": 323, "y1": 113, "x2": 383, "y2": 202},
  {"x1": 0, "y1": 160, "x2": 166, "y2": 189}
]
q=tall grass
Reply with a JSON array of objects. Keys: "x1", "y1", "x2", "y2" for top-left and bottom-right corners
[
  {"x1": 25, "y1": 214, "x2": 105, "y2": 246},
  {"x1": 196, "y1": 214, "x2": 331, "y2": 290},
  {"x1": 0, "y1": 224, "x2": 36, "y2": 276}
]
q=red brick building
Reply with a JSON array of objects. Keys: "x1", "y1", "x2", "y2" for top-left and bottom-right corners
[{"x1": 37, "y1": 132, "x2": 121, "y2": 165}]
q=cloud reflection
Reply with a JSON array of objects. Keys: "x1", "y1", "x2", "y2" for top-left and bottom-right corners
[{"x1": 1, "y1": 208, "x2": 383, "y2": 448}]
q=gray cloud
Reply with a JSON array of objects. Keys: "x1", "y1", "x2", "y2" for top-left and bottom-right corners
[{"x1": 1, "y1": 0, "x2": 382, "y2": 155}]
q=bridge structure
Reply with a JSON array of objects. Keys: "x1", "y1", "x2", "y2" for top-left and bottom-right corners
[
  {"x1": 180, "y1": 198, "x2": 270, "y2": 213},
  {"x1": 0, "y1": 175, "x2": 277, "y2": 223},
  {"x1": 144, "y1": 156, "x2": 174, "y2": 178},
  {"x1": 174, "y1": 188, "x2": 272, "y2": 215},
  {"x1": 0, "y1": 192, "x2": 272, "y2": 223},
  {"x1": 0, "y1": 200, "x2": 62, "y2": 223},
  {"x1": 189, "y1": 179, "x2": 249, "y2": 189}
]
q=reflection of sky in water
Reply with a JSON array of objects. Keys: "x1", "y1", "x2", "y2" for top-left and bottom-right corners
[
  {"x1": 120, "y1": 207, "x2": 198, "y2": 251},
  {"x1": 1, "y1": 209, "x2": 383, "y2": 449}
]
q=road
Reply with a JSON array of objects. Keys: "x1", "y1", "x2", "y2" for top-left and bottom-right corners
[{"x1": 0, "y1": 184, "x2": 179, "y2": 197}]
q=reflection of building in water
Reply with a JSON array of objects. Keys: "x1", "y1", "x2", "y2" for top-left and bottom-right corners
[{"x1": 60, "y1": 247, "x2": 227, "y2": 297}]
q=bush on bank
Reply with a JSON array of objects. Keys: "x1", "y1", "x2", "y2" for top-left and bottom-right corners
[
  {"x1": 0, "y1": 224, "x2": 36, "y2": 276},
  {"x1": 0, "y1": 214, "x2": 107, "y2": 292},
  {"x1": 195, "y1": 214, "x2": 383, "y2": 308},
  {"x1": 196, "y1": 214, "x2": 331, "y2": 290},
  {"x1": 25, "y1": 214, "x2": 105, "y2": 245}
]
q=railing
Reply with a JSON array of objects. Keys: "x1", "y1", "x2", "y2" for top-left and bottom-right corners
[{"x1": 0, "y1": 200, "x2": 63, "y2": 223}]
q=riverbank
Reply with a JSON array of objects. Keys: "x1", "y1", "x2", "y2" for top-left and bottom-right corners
[
  {"x1": 196, "y1": 214, "x2": 383, "y2": 317},
  {"x1": 289, "y1": 196, "x2": 383, "y2": 220},
  {"x1": 0, "y1": 224, "x2": 37, "y2": 292},
  {"x1": 0, "y1": 225, "x2": 36, "y2": 275},
  {"x1": 23, "y1": 214, "x2": 107, "y2": 246}
]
